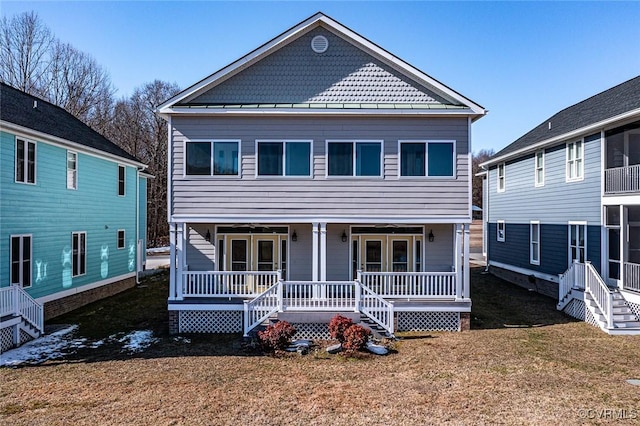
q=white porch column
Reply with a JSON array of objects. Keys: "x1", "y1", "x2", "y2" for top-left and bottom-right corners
[
  {"x1": 312, "y1": 222, "x2": 319, "y2": 282},
  {"x1": 176, "y1": 223, "x2": 184, "y2": 300},
  {"x1": 463, "y1": 224, "x2": 471, "y2": 299},
  {"x1": 320, "y1": 223, "x2": 327, "y2": 281},
  {"x1": 455, "y1": 224, "x2": 463, "y2": 300},
  {"x1": 620, "y1": 205, "x2": 627, "y2": 289},
  {"x1": 168, "y1": 223, "x2": 177, "y2": 300}
]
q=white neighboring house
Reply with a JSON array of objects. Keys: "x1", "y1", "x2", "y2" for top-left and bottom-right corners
[{"x1": 157, "y1": 12, "x2": 486, "y2": 337}]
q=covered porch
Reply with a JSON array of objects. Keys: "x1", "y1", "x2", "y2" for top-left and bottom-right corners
[{"x1": 604, "y1": 204, "x2": 640, "y2": 294}]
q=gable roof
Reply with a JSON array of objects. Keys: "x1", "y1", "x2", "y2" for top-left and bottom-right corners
[
  {"x1": 483, "y1": 75, "x2": 640, "y2": 166},
  {"x1": 1, "y1": 83, "x2": 143, "y2": 165},
  {"x1": 157, "y1": 12, "x2": 485, "y2": 119}
]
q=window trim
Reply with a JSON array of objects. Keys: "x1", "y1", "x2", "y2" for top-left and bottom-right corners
[
  {"x1": 530, "y1": 221, "x2": 540, "y2": 265},
  {"x1": 118, "y1": 164, "x2": 126, "y2": 196},
  {"x1": 15, "y1": 137, "x2": 37, "y2": 185},
  {"x1": 397, "y1": 140, "x2": 457, "y2": 179},
  {"x1": 10, "y1": 234, "x2": 32, "y2": 288},
  {"x1": 497, "y1": 220, "x2": 505, "y2": 242},
  {"x1": 255, "y1": 139, "x2": 313, "y2": 178},
  {"x1": 566, "y1": 139, "x2": 584, "y2": 182},
  {"x1": 183, "y1": 139, "x2": 241, "y2": 178},
  {"x1": 534, "y1": 150, "x2": 544, "y2": 187},
  {"x1": 67, "y1": 150, "x2": 78, "y2": 190},
  {"x1": 325, "y1": 140, "x2": 384, "y2": 178},
  {"x1": 117, "y1": 229, "x2": 126, "y2": 249},
  {"x1": 497, "y1": 163, "x2": 505, "y2": 192},
  {"x1": 72, "y1": 231, "x2": 87, "y2": 277},
  {"x1": 568, "y1": 221, "x2": 587, "y2": 265}
]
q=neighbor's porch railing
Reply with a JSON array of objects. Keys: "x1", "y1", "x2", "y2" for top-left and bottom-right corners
[
  {"x1": 0, "y1": 285, "x2": 44, "y2": 333},
  {"x1": 623, "y1": 262, "x2": 640, "y2": 293},
  {"x1": 558, "y1": 261, "x2": 586, "y2": 298},
  {"x1": 358, "y1": 271, "x2": 458, "y2": 298},
  {"x1": 604, "y1": 164, "x2": 640, "y2": 194},
  {"x1": 584, "y1": 262, "x2": 614, "y2": 329},
  {"x1": 181, "y1": 271, "x2": 280, "y2": 298}
]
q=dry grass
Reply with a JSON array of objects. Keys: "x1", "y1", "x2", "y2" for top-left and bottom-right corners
[{"x1": 1, "y1": 269, "x2": 639, "y2": 425}]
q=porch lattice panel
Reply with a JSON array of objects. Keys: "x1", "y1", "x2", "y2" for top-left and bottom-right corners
[
  {"x1": 289, "y1": 323, "x2": 330, "y2": 340},
  {"x1": 626, "y1": 300, "x2": 640, "y2": 319},
  {"x1": 179, "y1": 311, "x2": 242, "y2": 333},
  {"x1": 1, "y1": 327, "x2": 14, "y2": 353},
  {"x1": 563, "y1": 299, "x2": 585, "y2": 321},
  {"x1": 585, "y1": 305, "x2": 599, "y2": 328},
  {"x1": 397, "y1": 312, "x2": 460, "y2": 332},
  {"x1": 19, "y1": 329, "x2": 33, "y2": 345}
]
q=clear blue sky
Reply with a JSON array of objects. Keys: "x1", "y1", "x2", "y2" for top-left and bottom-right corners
[{"x1": 2, "y1": 1, "x2": 639, "y2": 153}]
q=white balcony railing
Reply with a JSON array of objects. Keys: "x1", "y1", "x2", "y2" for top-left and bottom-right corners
[
  {"x1": 604, "y1": 164, "x2": 640, "y2": 193},
  {"x1": 359, "y1": 271, "x2": 458, "y2": 298},
  {"x1": 283, "y1": 281, "x2": 357, "y2": 311},
  {"x1": 624, "y1": 262, "x2": 640, "y2": 293},
  {"x1": 181, "y1": 271, "x2": 280, "y2": 298}
]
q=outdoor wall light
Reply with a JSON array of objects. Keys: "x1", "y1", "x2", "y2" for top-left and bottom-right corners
[
  {"x1": 341, "y1": 230, "x2": 348, "y2": 242},
  {"x1": 205, "y1": 229, "x2": 211, "y2": 242},
  {"x1": 292, "y1": 230, "x2": 298, "y2": 242},
  {"x1": 428, "y1": 229, "x2": 435, "y2": 242}
]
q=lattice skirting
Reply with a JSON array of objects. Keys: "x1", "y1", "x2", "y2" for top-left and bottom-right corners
[
  {"x1": 626, "y1": 300, "x2": 640, "y2": 319},
  {"x1": 0, "y1": 326, "x2": 14, "y2": 353},
  {"x1": 397, "y1": 311, "x2": 460, "y2": 332},
  {"x1": 289, "y1": 323, "x2": 330, "y2": 340},
  {"x1": 563, "y1": 299, "x2": 586, "y2": 321},
  {"x1": 179, "y1": 310, "x2": 243, "y2": 333}
]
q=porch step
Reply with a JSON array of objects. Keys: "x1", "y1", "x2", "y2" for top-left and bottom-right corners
[{"x1": 359, "y1": 315, "x2": 394, "y2": 339}]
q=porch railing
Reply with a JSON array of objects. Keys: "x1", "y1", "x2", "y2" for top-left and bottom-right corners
[
  {"x1": 558, "y1": 261, "x2": 586, "y2": 301},
  {"x1": 604, "y1": 164, "x2": 640, "y2": 193},
  {"x1": 243, "y1": 282, "x2": 281, "y2": 337},
  {"x1": 584, "y1": 262, "x2": 614, "y2": 329},
  {"x1": 359, "y1": 271, "x2": 457, "y2": 298},
  {"x1": 358, "y1": 283, "x2": 394, "y2": 335},
  {"x1": 623, "y1": 262, "x2": 640, "y2": 293},
  {"x1": 182, "y1": 271, "x2": 280, "y2": 298},
  {"x1": 0, "y1": 285, "x2": 44, "y2": 333},
  {"x1": 283, "y1": 281, "x2": 357, "y2": 311}
]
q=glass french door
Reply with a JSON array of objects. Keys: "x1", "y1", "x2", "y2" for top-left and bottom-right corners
[
  {"x1": 364, "y1": 240, "x2": 383, "y2": 272},
  {"x1": 255, "y1": 237, "x2": 277, "y2": 272},
  {"x1": 229, "y1": 238, "x2": 248, "y2": 271},
  {"x1": 357, "y1": 236, "x2": 416, "y2": 273}
]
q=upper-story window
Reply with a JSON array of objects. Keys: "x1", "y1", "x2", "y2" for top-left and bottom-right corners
[
  {"x1": 399, "y1": 141, "x2": 455, "y2": 177},
  {"x1": 566, "y1": 140, "x2": 584, "y2": 181},
  {"x1": 67, "y1": 151, "x2": 77, "y2": 190},
  {"x1": 118, "y1": 165, "x2": 126, "y2": 196},
  {"x1": 534, "y1": 150, "x2": 544, "y2": 187},
  {"x1": 327, "y1": 141, "x2": 382, "y2": 177},
  {"x1": 257, "y1": 141, "x2": 312, "y2": 177},
  {"x1": 185, "y1": 140, "x2": 240, "y2": 176},
  {"x1": 15, "y1": 138, "x2": 36, "y2": 184},
  {"x1": 497, "y1": 163, "x2": 505, "y2": 192}
]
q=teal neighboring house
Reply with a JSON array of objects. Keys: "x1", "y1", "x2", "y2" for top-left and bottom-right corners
[{"x1": 1, "y1": 83, "x2": 149, "y2": 350}]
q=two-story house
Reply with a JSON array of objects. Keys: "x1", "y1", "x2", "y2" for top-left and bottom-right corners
[
  {"x1": 157, "y1": 13, "x2": 486, "y2": 337},
  {"x1": 1, "y1": 83, "x2": 149, "y2": 350},
  {"x1": 481, "y1": 75, "x2": 640, "y2": 334}
]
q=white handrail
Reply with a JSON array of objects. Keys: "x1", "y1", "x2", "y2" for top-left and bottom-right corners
[
  {"x1": 282, "y1": 281, "x2": 356, "y2": 311},
  {"x1": 243, "y1": 281, "x2": 281, "y2": 337},
  {"x1": 358, "y1": 282, "x2": 394, "y2": 335},
  {"x1": 183, "y1": 271, "x2": 279, "y2": 297},
  {"x1": 605, "y1": 164, "x2": 640, "y2": 193},
  {"x1": 0, "y1": 285, "x2": 44, "y2": 333},
  {"x1": 584, "y1": 262, "x2": 614, "y2": 329},
  {"x1": 558, "y1": 261, "x2": 585, "y2": 302},
  {"x1": 359, "y1": 271, "x2": 457, "y2": 298}
]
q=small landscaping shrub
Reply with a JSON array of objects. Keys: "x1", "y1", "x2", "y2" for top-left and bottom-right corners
[
  {"x1": 258, "y1": 321, "x2": 296, "y2": 351},
  {"x1": 342, "y1": 324, "x2": 371, "y2": 353},
  {"x1": 328, "y1": 315, "x2": 354, "y2": 342}
]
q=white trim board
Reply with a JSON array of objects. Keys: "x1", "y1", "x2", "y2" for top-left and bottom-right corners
[
  {"x1": 35, "y1": 273, "x2": 136, "y2": 304},
  {"x1": 488, "y1": 260, "x2": 559, "y2": 284}
]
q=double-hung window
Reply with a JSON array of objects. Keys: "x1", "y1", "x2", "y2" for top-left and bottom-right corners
[
  {"x1": 566, "y1": 140, "x2": 583, "y2": 181},
  {"x1": 72, "y1": 232, "x2": 87, "y2": 277},
  {"x1": 327, "y1": 141, "x2": 382, "y2": 177},
  {"x1": 497, "y1": 163, "x2": 505, "y2": 192},
  {"x1": 530, "y1": 222, "x2": 540, "y2": 265},
  {"x1": 10, "y1": 235, "x2": 32, "y2": 287},
  {"x1": 534, "y1": 151, "x2": 544, "y2": 187},
  {"x1": 497, "y1": 220, "x2": 505, "y2": 242},
  {"x1": 185, "y1": 140, "x2": 240, "y2": 176},
  {"x1": 257, "y1": 141, "x2": 311, "y2": 176},
  {"x1": 399, "y1": 141, "x2": 455, "y2": 177},
  {"x1": 15, "y1": 138, "x2": 36, "y2": 184},
  {"x1": 67, "y1": 151, "x2": 77, "y2": 189},
  {"x1": 118, "y1": 165, "x2": 126, "y2": 196}
]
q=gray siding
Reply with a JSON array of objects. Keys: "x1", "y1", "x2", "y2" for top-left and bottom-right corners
[
  {"x1": 186, "y1": 224, "x2": 215, "y2": 270},
  {"x1": 289, "y1": 223, "x2": 313, "y2": 281},
  {"x1": 326, "y1": 224, "x2": 350, "y2": 280},
  {"x1": 171, "y1": 115, "x2": 470, "y2": 219},
  {"x1": 424, "y1": 224, "x2": 454, "y2": 271},
  {"x1": 487, "y1": 133, "x2": 602, "y2": 225}
]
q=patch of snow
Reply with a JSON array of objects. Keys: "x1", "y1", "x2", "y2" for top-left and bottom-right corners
[
  {"x1": 147, "y1": 246, "x2": 169, "y2": 254},
  {"x1": 118, "y1": 330, "x2": 158, "y2": 353},
  {"x1": 173, "y1": 336, "x2": 191, "y2": 344},
  {"x1": 0, "y1": 325, "x2": 83, "y2": 367}
]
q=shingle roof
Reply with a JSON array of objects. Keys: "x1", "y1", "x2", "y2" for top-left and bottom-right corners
[
  {"x1": 1, "y1": 83, "x2": 141, "y2": 163},
  {"x1": 491, "y1": 75, "x2": 640, "y2": 161}
]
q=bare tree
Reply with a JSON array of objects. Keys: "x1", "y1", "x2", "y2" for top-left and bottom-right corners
[
  {"x1": 0, "y1": 11, "x2": 54, "y2": 95},
  {"x1": 472, "y1": 149, "x2": 494, "y2": 208}
]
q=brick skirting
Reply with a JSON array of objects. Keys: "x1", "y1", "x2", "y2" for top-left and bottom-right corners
[{"x1": 43, "y1": 277, "x2": 136, "y2": 320}]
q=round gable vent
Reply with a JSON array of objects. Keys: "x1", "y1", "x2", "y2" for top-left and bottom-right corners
[{"x1": 311, "y1": 35, "x2": 329, "y2": 53}]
